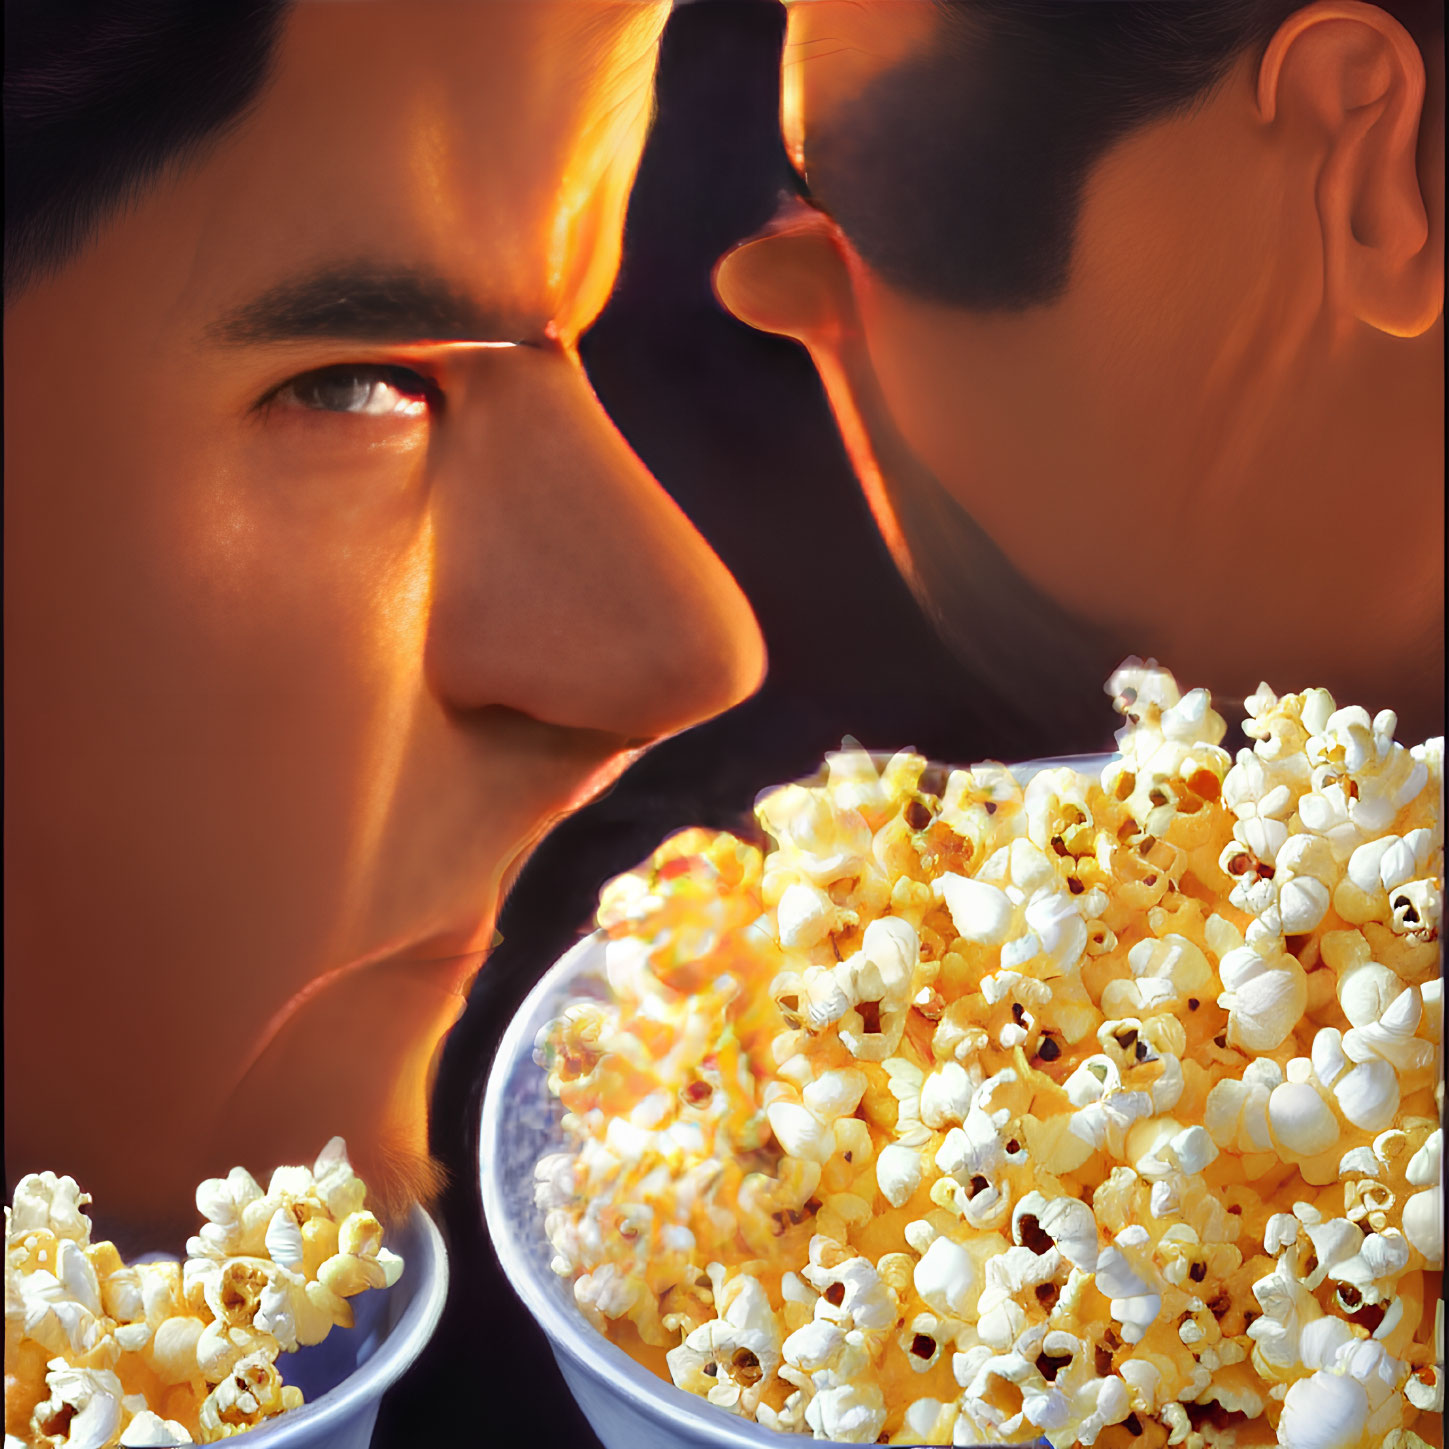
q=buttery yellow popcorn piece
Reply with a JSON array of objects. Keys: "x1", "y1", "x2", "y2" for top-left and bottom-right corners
[{"x1": 536, "y1": 664, "x2": 1443, "y2": 1446}]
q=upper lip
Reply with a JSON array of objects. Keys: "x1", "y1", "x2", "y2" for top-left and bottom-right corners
[
  {"x1": 494, "y1": 740, "x2": 649, "y2": 905},
  {"x1": 413, "y1": 730, "x2": 653, "y2": 956}
]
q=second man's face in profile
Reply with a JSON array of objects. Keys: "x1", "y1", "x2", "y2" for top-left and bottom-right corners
[
  {"x1": 4, "y1": 0, "x2": 765, "y2": 1225},
  {"x1": 717, "y1": 0, "x2": 1443, "y2": 735}
]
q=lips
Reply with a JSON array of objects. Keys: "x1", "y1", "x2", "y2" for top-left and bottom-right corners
[{"x1": 391, "y1": 734, "x2": 651, "y2": 964}]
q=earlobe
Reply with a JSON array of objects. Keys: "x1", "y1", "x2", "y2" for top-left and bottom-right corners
[
  {"x1": 1257, "y1": 0, "x2": 1442, "y2": 337},
  {"x1": 713, "y1": 202, "x2": 859, "y2": 345}
]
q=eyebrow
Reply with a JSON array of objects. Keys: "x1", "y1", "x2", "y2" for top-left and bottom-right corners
[{"x1": 205, "y1": 265, "x2": 529, "y2": 347}]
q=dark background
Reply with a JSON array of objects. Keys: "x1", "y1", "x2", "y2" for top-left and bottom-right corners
[{"x1": 374, "y1": 4, "x2": 1101, "y2": 1442}]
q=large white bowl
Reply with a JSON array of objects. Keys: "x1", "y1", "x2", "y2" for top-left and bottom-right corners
[{"x1": 479, "y1": 756, "x2": 1107, "y2": 1447}]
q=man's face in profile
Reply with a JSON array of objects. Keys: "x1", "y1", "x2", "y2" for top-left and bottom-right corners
[
  {"x1": 5, "y1": 0, "x2": 764, "y2": 1223},
  {"x1": 718, "y1": 0, "x2": 1443, "y2": 737}
]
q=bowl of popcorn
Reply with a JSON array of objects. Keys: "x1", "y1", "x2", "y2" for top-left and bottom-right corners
[
  {"x1": 481, "y1": 663, "x2": 1444, "y2": 1448},
  {"x1": 5, "y1": 1139, "x2": 447, "y2": 1448}
]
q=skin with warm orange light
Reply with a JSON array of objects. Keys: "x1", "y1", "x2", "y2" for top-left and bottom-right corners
[
  {"x1": 4, "y1": 0, "x2": 764, "y2": 1235},
  {"x1": 718, "y1": 0, "x2": 1443, "y2": 739}
]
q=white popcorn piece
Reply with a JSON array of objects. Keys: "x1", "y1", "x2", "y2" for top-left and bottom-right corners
[
  {"x1": 919, "y1": 1061, "x2": 973, "y2": 1129},
  {"x1": 1403, "y1": 1185, "x2": 1443, "y2": 1266},
  {"x1": 1421, "y1": 977, "x2": 1444, "y2": 1042},
  {"x1": 29, "y1": 1360, "x2": 123, "y2": 1449},
  {"x1": 197, "y1": 1351, "x2": 300, "y2": 1439},
  {"x1": 1023, "y1": 890, "x2": 1088, "y2": 973},
  {"x1": 902, "y1": 1396, "x2": 952, "y2": 1442},
  {"x1": 666, "y1": 1273, "x2": 781, "y2": 1415},
  {"x1": 1279, "y1": 1368, "x2": 1369, "y2": 1449},
  {"x1": 802, "y1": 1382, "x2": 887, "y2": 1443},
  {"x1": 776, "y1": 881, "x2": 838, "y2": 950},
  {"x1": 10, "y1": 1176, "x2": 93, "y2": 1245},
  {"x1": 1344, "y1": 983, "x2": 1436, "y2": 1071},
  {"x1": 1217, "y1": 945, "x2": 1308, "y2": 1052},
  {"x1": 1109, "y1": 1289, "x2": 1161, "y2": 1345},
  {"x1": 781, "y1": 1317, "x2": 842, "y2": 1372},
  {"x1": 312, "y1": 1141, "x2": 370, "y2": 1222},
  {"x1": 1268, "y1": 1082, "x2": 1341, "y2": 1157},
  {"x1": 875, "y1": 1144, "x2": 922, "y2": 1209},
  {"x1": 1313, "y1": 1026, "x2": 1353, "y2": 1089},
  {"x1": 933, "y1": 874, "x2": 1014, "y2": 946},
  {"x1": 1389, "y1": 877, "x2": 1440, "y2": 941},
  {"x1": 1118, "y1": 934, "x2": 1214, "y2": 1013},
  {"x1": 192, "y1": 1166, "x2": 265, "y2": 1258},
  {"x1": 766, "y1": 1101, "x2": 835, "y2": 1164},
  {"x1": 1094, "y1": 1245, "x2": 1151, "y2": 1300},
  {"x1": 803, "y1": 1249, "x2": 894, "y2": 1334},
  {"x1": 1406, "y1": 1128, "x2": 1441, "y2": 1187},
  {"x1": 14, "y1": 1265, "x2": 104, "y2": 1361},
  {"x1": 263, "y1": 1206, "x2": 305, "y2": 1273},
  {"x1": 1333, "y1": 1058, "x2": 1402, "y2": 1133},
  {"x1": 824, "y1": 746, "x2": 890, "y2": 823},
  {"x1": 756, "y1": 783, "x2": 872, "y2": 884},
  {"x1": 118, "y1": 1411, "x2": 194, "y2": 1446},
  {"x1": 1168, "y1": 1125, "x2": 1218, "y2": 1176},
  {"x1": 913, "y1": 1237, "x2": 976, "y2": 1318},
  {"x1": 1013, "y1": 1193, "x2": 1099, "y2": 1274},
  {"x1": 802, "y1": 1068, "x2": 868, "y2": 1122}
]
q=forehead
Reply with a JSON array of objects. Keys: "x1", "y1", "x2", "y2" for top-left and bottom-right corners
[
  {"x1": 781, "y1": 0, "x2": 939, "y2": 170},
  {"x1": 91, "y1": 0, "x2": 670, "y2": 339}
]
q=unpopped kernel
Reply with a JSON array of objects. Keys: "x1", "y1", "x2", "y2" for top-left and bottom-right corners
[
  {"x1": 4, "y1": 1140, "x2": 402, "y2": 1446},
  {"x1": 534, "y1": 664, "x2": 1443, "y2": 1446}
]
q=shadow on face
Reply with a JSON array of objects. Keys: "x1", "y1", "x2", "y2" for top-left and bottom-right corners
[
  {"x1": 4, "y1": 0, "x2": 766, "y2": 1231},
  {"x1": 717, "y1": 0, "x2": 1444, "y2": 742}
]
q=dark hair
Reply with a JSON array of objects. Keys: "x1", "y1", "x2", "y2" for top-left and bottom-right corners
[
  {"x1": 4, "y1": 0, "x2": 289, "y2": 299},
  {"x1": 805, "y1": 0, "x2": 1444, "y2": 310}
]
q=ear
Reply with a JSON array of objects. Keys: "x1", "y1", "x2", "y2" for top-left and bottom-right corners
[
  {"x1": 712, "y1": 199, "x2": 860, "y2": 346},
  {"x1": 1257, "y1": 0, "x2": 1443, "y2": 337}
]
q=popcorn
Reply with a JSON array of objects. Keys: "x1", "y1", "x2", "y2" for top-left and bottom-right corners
[
  {"x1": 665, "y1": 1271, "x2": 781, "y2": 1418},
  {"x1": 874, "y1": 1144, "x2": 922, "y2": 1209},
  {"x1": 1217, "y1": 944, "x2": 1308, "y2": 1052},
  {"x1": 912, "y1": 1237, "x2": 975, "y2": 1318},
  {"x1": 117, "y1": 1411, "x2": 193, "y2": 1447},
  {"x1": 933, "y1": 875, "x2": 1013, "y2": 946},
  {"x1": 5, "y1": 1140, "x2": 400, "y2": 1445},
  {"x1": 1268, "y1": 1082, "x2": 1342, "y2": 1157},
  {"x1": 535, "y1": 667, "x2": 1442, "y2": 1443},
  {"x1": 10, "y1": 1177, "x2": 94, "y2": 1245}
]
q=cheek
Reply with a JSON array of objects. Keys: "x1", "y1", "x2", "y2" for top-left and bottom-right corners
[
  {"x1": 846, "y1": 270, "x2": 1201, "y2": 621},
  {"x1": 6, "y1": 406, "x2": 438, "y2": 947},
  {"x1": 175, "y1": 423, "x2": 435, "y2": 675},
  {"x1": 848, "y1": 274, "x2": 1068, "y2": 493}
]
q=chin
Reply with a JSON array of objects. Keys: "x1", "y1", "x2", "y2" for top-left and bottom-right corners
[
  {"x1": 211, "y1": 948, "x2": 473, "y2": 1222},
  {"x1": 351, "y1": 1131, "x2": 451, "y2": 1227}
]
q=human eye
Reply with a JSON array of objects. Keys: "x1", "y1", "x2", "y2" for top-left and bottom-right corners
[{"x1": 264, "y1": 363, "x2": 442, "y2": 418}]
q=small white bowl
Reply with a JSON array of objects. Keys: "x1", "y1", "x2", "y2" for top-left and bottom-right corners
[
  {"x1": 143, "y1": 1204, "x2": 447, "y2": 1449},
  {"x1": 479, "y1": 756, "x2": 1105, "y2": 1447}
]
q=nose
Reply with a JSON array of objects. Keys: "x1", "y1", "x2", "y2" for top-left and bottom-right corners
[{"x1": 424, "y1": 344, "x2": 765, "y2": 741}]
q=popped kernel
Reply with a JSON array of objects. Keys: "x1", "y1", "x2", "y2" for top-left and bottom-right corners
[
  {"x1": 535, "y1": 663, "x2": 1443, "y2": 1445},
  {"x1": 4, "y1": 1140, "x2": 401, "y2": 1446}
]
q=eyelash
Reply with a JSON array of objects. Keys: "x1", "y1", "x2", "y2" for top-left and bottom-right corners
[{"x1": 261, "y1": 362, "x2": 444, "y2": 418}]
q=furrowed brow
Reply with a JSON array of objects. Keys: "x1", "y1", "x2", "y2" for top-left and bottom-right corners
[{"x1": 205, "y1": 265, "x2": 529, "y2": 346}]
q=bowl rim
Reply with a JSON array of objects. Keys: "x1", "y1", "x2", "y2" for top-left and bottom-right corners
[{"x1": 479, "y1": 753, "x2": 1117, "y2": 1446}]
